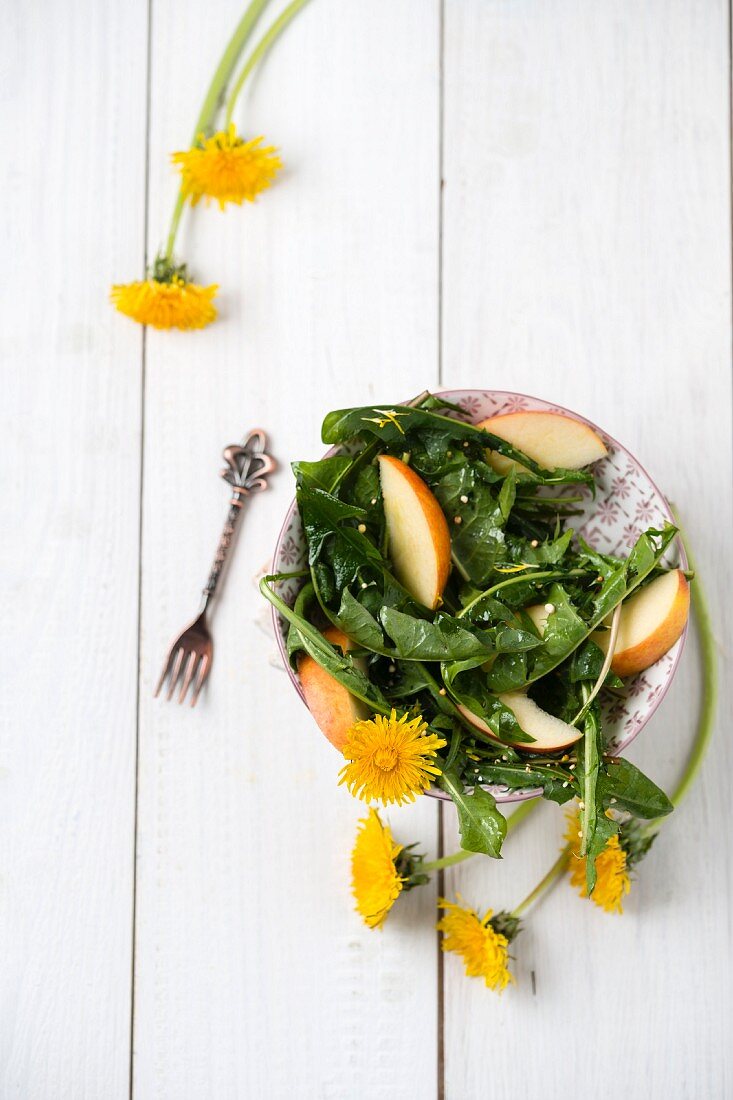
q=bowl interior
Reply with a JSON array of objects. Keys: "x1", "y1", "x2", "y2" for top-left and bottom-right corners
[{"x1": 271, "y1": 390, "x2": 687, "y2": 803}]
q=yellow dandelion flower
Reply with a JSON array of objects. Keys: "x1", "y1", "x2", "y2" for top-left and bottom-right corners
[
  {"x1": 565, "y1": 808, "x2": 631, "y2": 914},
  {"x1": 172, "y1": 124, "x2": 282, "y2": 210},
  {"x1": 351, "y1": 809, "x2": 405, "y2": 929},
  {"x1": 339, "y1": 709, "x2": 446, "y2": 806},
  {"x1": 110, "y1": 258, "x2": 217, "y2": 331},
  {"x1": 437, "y1": 897, "x2": 515, "y2": 992}
]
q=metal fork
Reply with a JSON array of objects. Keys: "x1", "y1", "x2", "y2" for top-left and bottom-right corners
[{"x1": 154, "y1": 428, "x2": 275, "y2": 706}]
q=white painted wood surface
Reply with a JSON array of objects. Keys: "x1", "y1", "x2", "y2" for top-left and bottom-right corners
[
  {"x1": 1, "y1": 2, "x2": 147, "y2": 1096},
  {"x1": 2, "y1": 1, "x2": 731, "y2": 1098}
]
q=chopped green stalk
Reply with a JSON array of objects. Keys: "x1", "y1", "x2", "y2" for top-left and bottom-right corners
[
  {"x1": 579, "y1": 685, "x2": 599, "y2": 865},
  {"x1": 570, "y1": 602, "x2": 621, "y2": 726}
]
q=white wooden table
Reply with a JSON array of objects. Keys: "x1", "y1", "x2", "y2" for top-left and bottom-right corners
[{"x1": 3, "y1": 2, "x2": 732, "y2": 1097}]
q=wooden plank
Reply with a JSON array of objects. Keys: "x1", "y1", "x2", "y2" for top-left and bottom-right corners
[
  {"x1": 0, "y1": 1, "x2": 148, "y2": 1095},
  {"x1": 133, "y1": 2, "x2": 442, "y2": 1096},
  {"x1": 441, "y1": 2, "x2": 732, "y2": 1097}
]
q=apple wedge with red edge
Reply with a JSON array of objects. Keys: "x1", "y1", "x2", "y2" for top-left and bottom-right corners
[
  {"x1": 377, "y1": 455, "x2": 451, "y2": 609},
  {"x1": 457, "y1": 693, "x2": 582, "y2": 754},
  {"x1": 594, "y1": 568, "x2": 690, "y2": 678},
  {"x1": 298, "y1": 626, "x2": 367, "y2": 751},
  {"x1": 477, "y1": 409, "x2": 608, "y2": 474}
]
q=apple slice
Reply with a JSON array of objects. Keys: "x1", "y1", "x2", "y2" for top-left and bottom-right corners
[
  {"x1": 524, "y1": 603, "x2": 550, "y2": 636},
  {"x1": 457, "y1": 691, "x2": 581, "y2": 754},
  {"x1": 593, "y1": 569, "x2": 690, "y2": 678},
  {"x1": 298, "y1": 626, "x2": 367, "y2": 751},
  {"x1": 476, "y1": 410, "x2": 608, "y2": 474},
  {"x1": 378, "y1": 455, "x2": 451, "y2": 609}
]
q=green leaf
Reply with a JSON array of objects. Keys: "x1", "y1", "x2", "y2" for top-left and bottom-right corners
[
  {"x1": 486, "y1": 526, "x2": 678, "y2": 691},
  {"x1": 292, "y1": 456, "x2": 352, "y2": 494},
  {"x1": 351, "y1": 463, "x2": 382, "y2": 512},
  {"x1": 584, "y1": 810, "x2": 619, "y2": 896},
  {"x1": 568, "y1": 640, "x2": 608, "y2": 683},
  {"x1": 450, "y1": 482, "x2": 506, "y2": 585},
  {"x1": 619, "y1": 818, "x2": 660, "y2": 868},
  {"x1": 380, "y1": 606, "x2": 493, "y2": 661},
  {"x1": 539, "y1": 584, "x2": 588, "y2": 658},
  {"x1": 578, "y1": 696, "x2": 603, "y2": 894},
  {"x1": 439, "y1": 771, "x2": 508, "y2": 858},
  {"x1": 593, "y1": 564, "x2": 627, "y2": 619},
  {"x1": 259, "y1": 576, "x2": 387, "y2": 712},
  {"x1": 297, "y1": 486, "x2": 367, "y2": 562},
  {"x1": 601, "y1": 759, "x2": 673, "y2": 820},
  {"x1": 286, "y1": 582, "x2": 315, "y2": 662},
  {"x1": 383, "y1": 660, "x2": 435, "y2": 699},
  {"x1": 336, "y1": 589, "x2": 385, "y2": 651},
  {"x1": 432, "y1": 460, "x2": 476, "y2": 512},
  {"x1": 498, "y1": 468, "x2": 518, "y2": 522},
  {"x1": 321, "y1": 405, "x2": 594, "y2": 488},
  {"x1": 475, "y1": 761, "x2": 576, "y2": 805},
  {"x1": 626, "y1": 528, "x2": 668, "y2": 581}
]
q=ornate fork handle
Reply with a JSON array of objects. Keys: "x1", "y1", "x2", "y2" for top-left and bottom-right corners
[{"x1": 200, "y1": 428, "x2": 275, "y2": 608}]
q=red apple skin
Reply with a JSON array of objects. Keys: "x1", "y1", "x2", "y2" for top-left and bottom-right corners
[
  {"x1": 298, "y1": 627, "x2": 366, "y2": 751},
  {"x1": 608, "y1": 570, "x2": 690, "y2": 678},
  {"x1": 378, "y1": 455, "x2": 451, "y2": 609}
]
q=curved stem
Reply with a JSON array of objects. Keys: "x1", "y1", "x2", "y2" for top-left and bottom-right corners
[
  {"x1": 456, "y1": 569, "x2": 584, "y2": 620},
  {"x1": 643, "y1": 513, "x2": 717, "y2": 834},
  {"x1": 669, "y1": 583, "x2": 715, "y2": 807},
  {"x1": 422, "y1": 849, "x2": 474, "y2": 874},
  {"x1": 164, "y1": 192, "x2": 187, "y2": 261},
  {"x1": 504, "y1": 793, "x2": 541, "y2": 834},
  {"x1": 225, "y1": 0, "x2": 311, "y2": 128},
  {"x1": 511, "y1": 845, "x2": 571, "y2": 917},
  {"x1": 164, "y1": 0, "x2": 272, "y2": 259},
  {"x1": 422, "y1": 794, "x2": 540, "y2": 873}
]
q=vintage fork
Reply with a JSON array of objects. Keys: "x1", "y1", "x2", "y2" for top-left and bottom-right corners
[{"x1": 154, "y1": 428, "x2": 275, "y2": 706}]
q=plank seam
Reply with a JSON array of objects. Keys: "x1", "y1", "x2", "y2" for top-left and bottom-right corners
[
  {"x1": 437, "y1": 2, "x2": 446, "y2": 1097},
  {"x1": 726, "y1": 0, "x2": 730, "y2": 495},
  {"x1": 129, "y1": 0, "x2": 154, "y2": 1094},
  {"x1": 437, "y1": 0, "x2": 446, "y2": 388}
]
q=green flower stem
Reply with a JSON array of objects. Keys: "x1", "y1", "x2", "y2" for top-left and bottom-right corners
[
  {"x1": 164, "y1": 193, "x2": 187, "y2": 263},
  {"x1": 224, "y1": 0, "x2": 312, "y2": 128},
  {"x1": 163, "y1": 0, "x2": 272, "y2": 260},
  {"x1": 421, "y1": 849, "x2": 474, "y2": 874},
  {"x1": 643, "y1": 513, "x2": 717, "y2": 835},
  {"x1": 668, "y1": 585, "x2": 715, "y2": 807},
  {"x1": 421, "y1": 794, "x2": 539, "y2": 873},
  {"x1": 511, "y1": 844, "x2": 571, "y2": 917}
]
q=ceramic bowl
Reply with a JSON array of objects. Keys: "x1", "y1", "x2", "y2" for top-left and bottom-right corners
[{"x1": 271, "y1": 390, "x2": 688, "y2": 803}]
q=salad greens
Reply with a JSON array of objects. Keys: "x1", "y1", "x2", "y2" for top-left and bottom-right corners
[{"x1": 261, "y1": 394, "x2": 677, "y2": 893}]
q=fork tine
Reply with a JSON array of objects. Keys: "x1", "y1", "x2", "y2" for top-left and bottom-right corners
[
  {"x1": 165, "y1": 646, "x2": 186, "y2": 701},
  {"x1": 189, "y1": 653, "x2": 210, "y2": 708},
  {"x1": 154, "y1": 654, "x2": 171, "y2": 698},
  {"x1": 178, "y1": 651, "x2": 198, "y2": 705}
]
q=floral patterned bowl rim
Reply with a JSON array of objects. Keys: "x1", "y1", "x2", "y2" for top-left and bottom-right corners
[{"x1": 271, "y1": 390, "x2": 688, "y2": 803}]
